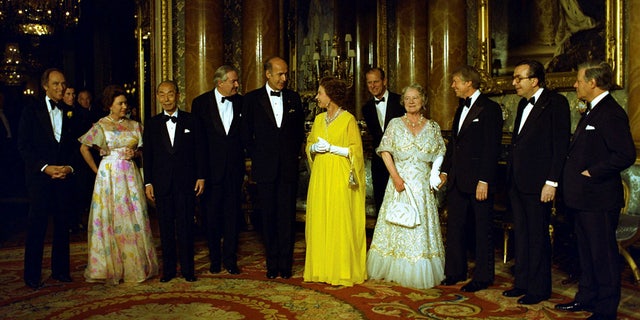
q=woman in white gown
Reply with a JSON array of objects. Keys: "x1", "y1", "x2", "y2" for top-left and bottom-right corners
[{"x1": 367, "y1": 83, "x2": 446, "y2": 289}]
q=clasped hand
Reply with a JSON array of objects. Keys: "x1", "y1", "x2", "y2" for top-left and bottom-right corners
[
  {"x1": 45, "y1": 165, "x2": 72, "y2": 179},
  {"x1": 310, "y1": 137, "x2": 331, "y2": 153}
]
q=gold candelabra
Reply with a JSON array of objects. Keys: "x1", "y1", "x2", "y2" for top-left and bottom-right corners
[{"x1": 300, "y1": 33, "x2": 356, "y2": 91}]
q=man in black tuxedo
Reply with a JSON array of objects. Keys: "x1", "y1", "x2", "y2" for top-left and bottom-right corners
[
  {"x1": 554, "y1": 61, "x2": 635, "y2": 320},
  {"x1": 143, "y1": 80, "x2": 206, "y2": 282},
  {"x1": 241, "y1": 56, "x2": 305, "y2": 279},
  {"x1": 439, "y1": 65, "x2": 503, "y2": 292},
  {"x1": 502, "y1": 60, "x2": 570, "y2": 305},
  {"x1": 191, "y1": 65, "x2": 245, "y2": 275},
  {"x1": 75, "y1": 88, "x2": 103, "y2": 223},
  {"x1": 17, "y1": 68, "x2": 80, "y2": 289},
  {"x1": 361, "y1": 67, "x2": 405, "y2": 213}
]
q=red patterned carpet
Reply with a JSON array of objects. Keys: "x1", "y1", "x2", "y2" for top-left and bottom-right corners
[{"x1": 1, "y1": 230, "x2": 639, "y2": 319}]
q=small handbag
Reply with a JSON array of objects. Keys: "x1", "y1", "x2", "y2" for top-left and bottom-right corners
[
  {"x1": 385, "y1": 184, "x2": 421, "y2": 228},
  {"x1": 348, "y1": 154, "x2": 358, "y2": 188}
]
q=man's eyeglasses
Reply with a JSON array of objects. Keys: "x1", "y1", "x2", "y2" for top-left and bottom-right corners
[{"x1": 512, "y1": 76, "x2": 533, "y2": 83}]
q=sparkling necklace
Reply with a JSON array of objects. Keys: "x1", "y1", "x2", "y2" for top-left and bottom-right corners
[
  {"x1": 404, "y1": 114, "x2": 424, "y2": 128},
  {"x1": 325, "y1": 107, "x2": 342, "y2": 125}
]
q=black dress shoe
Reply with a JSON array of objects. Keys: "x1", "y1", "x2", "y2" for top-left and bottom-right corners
[
  {"x1": 25, "y1": 279, "x2": 43, "y2": 289},
  {"x1": 225, "y1": 266, "x2": 241, "y2": 275},
  {"x1": 440, "y1": 276, "x2": 463, "y2": 286},
  {"x1": 160, "y1": 274, "x2": 175, "y2": 282},
  {"x1": 461, "y1": 281, "x2": 490, "y2": 292},
  {"x1": 502, "y1": 288, "x2": 527, "y2": 297},
  {"x1": 266, "y1": 270, "x2": 278, "y2": 279},
  {"x1": 280, "y1": 271, "x2": 292, "y2": 279},
  {"x1": 209, "y1": 265, "x2": 221, "y2": 274},
  {"x1": 554, "y1": 301, "x2": 594, "y2": 312},
  {"x1": 52, "y1": 274, "x2": 72, "y2": 282},
  {"x1": 183, "y1": 275, "x2": 197, "y2": 282},
  {"x1": 517, "y1": 294, "x2": 548, "y2": 305}
]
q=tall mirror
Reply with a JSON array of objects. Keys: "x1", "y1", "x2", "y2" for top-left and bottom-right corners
[{"x1": 476, "y1": 0, "x2": 623, "y2": 93}]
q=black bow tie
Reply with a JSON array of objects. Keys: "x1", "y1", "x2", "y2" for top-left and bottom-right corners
[
  {"x1": 221, "y1": 96, "x2": 227, "y2": 103},
  {"x1": 586, "y1": 101, "x2": 592, "y2": 111},
  {"x1": 528, "y1": 97, "x2": 536, "y2": 105},
  {"x1": 164, "y1": 115, "x2": 177, "y2": 123},
  {"x1": 374, "y1": 97, "x2": 385, "y2": 104},
  {"x1": 50, "y1": 100, "x2": 58, "y2": 110},
  {"x1": 270, "y1": 91, "x2": 281, "y2": 97},
  {"x1": 464, "y1": 97, "x2": 472, "y2": 108}
]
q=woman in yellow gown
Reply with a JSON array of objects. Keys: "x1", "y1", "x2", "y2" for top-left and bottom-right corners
[{"x1": 304, "y1": 77, "x2": 367, "y2": 286}]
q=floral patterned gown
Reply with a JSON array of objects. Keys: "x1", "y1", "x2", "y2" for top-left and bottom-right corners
[
  {"x1": 79, "y1": 117, "x2": 158, "y2": 284},
  {"x1": 367, "y1": 117, "x2": 446, "y2": 289}
]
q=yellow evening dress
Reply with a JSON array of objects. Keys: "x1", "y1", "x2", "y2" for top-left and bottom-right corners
[
  {"x1": 367, "y1": 118, "x2": 446, "y2": 289},
  {"x1": 303, "y1": 110, "x2": 367, "y2": 286}
]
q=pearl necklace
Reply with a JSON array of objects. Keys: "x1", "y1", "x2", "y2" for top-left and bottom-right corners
[
  {"x1": 325, "y1": 107, "x2": 342, "y2": 125},
  {"x1": 404, "y1": 114, "x2": 424, "y2": 128}
]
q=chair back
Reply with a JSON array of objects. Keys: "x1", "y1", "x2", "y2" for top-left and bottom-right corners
[{"x1": 622, "y1": 179, "x2": 630, "y2": 215}]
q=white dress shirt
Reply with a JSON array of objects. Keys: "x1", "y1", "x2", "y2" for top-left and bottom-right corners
[
  {"x1": 164, "y1": 110, "x2": 178, "y2": 146},
  {"x1": 266, "y1": 85, "x2": 283, "y2": 127},
  {"x1": 47, "y1": 97, "x2": 62, "y2": 142},
  {"x1": 517, "y1": 88, "x2": 543, "y2": 134},
  {"x1": 458, "y1": 90, "x2": 481, "y2": 133},
  {"x1": 375, "y1": 90, "x2": 389, "y2": 130},
  {"x1": 215, "y1": 90, "x2": 233, "y2": 134}
]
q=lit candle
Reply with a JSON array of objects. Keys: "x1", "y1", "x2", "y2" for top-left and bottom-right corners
[
  {"x1": 349, "y1": 49, "x2": 356, "y2": 74},
  {"x1": 313, "y1": 52, "x2": 320, "y2": 78},
  {"x1": 345, "y1": 34, "x2": 352, "y2": 54},
  {"x1": 323, "y1": 33, "x2": 330, "y2": 57}
]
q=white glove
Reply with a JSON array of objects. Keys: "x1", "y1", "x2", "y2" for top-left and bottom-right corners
[
  {"x1": 430, "y1": 155, "x2": 444, "y2": 190},
  {"x1": 310, "y1": 137, "x2": 330, "y2": 153},
  {"x1": 329, "y1": 145, "x2": 349, "y2": 157}
]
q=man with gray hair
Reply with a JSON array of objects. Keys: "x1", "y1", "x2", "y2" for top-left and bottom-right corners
[{"x1": 554, "y1": 61, "x2": 635, "y2": 320}]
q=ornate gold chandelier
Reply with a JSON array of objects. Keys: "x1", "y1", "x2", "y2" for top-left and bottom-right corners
[{"x1": 0, "y1": 0, "x2": 80, "y2": 36}]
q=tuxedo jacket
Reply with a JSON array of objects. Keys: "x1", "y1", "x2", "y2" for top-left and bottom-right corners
[
  {"x1": 191, "y1": 91, "x2": 245, "y2": 184},
  {"x1": 143, "y1": 110, "x2": 207, "y2": 197},
  {"x1": 241, "y1": 86, "x2": 305, "y2": 184},
  {"x1": 361, "y1": 91, "x2": 405, "y2": 149},
  {"x1": 562, "y1": 94, "x2": 636, "y2": 211},
  {"x1": 18, "y1": 97, "x2": 81, "y2": 187},
  {"x1": 441, "y1": 93, "x2": 504, "y2": 193},
  {"x1": 507, "y1": 89, "x2": 571, "y2": 194}
]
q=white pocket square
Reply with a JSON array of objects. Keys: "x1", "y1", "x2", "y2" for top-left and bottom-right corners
[
  {"x1": 585, "y1": 125, "x2": 595, "y2": 130},
  {"x1": 184, "y1": 129, "x2": 191, "y2": 133},
  {"x1": 472, "y1": 118, "x2": 479, "y2": 122},
  {"x1": 288, "y1": 108, "x2": 296, "y2": 113}
]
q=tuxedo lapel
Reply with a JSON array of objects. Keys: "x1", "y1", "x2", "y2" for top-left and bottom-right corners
[
  {"x1": 459, "y1": 101, "x2": 483, "y2": 135},
  {"x1": 517, "y1": 90, "x2": 548, "y2": 138},
  {"x1": 512, "y1": 100, "x2": 526, "y2": 140},
  {"x1": 206, "y1": 93, "x2": 227, "y2": 135},
  {"x1": 159, "y1": 119, "x2": 174, "y2": 154},
  {"x1": 227, "y1": 101, "x2": 242, "y2": 135},
  {"x1": 259, "y1": 90, "x2": 278, "y2": 127},
  {"x1": 452, "y1": 102, "x2": 464, "y2": 138},
  {"x1": 36, "y1": 101, "x2": 56, "y2": 142}
]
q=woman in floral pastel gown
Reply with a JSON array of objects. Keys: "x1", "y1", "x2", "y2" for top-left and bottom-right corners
[
  {"x1": 304, "y1": 77, "x2": 367, "y2": 287},
  {"x1": 367, "y1": 83, "x2": 446, "y2": 289},
  {"x1": 79, "y1": 85, "x2": 158, "y2": 284}
]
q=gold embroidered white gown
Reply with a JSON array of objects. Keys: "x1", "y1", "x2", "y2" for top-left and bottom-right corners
[{"x1": 367, "y1": 117, "x2": 446, "y2": 289}]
